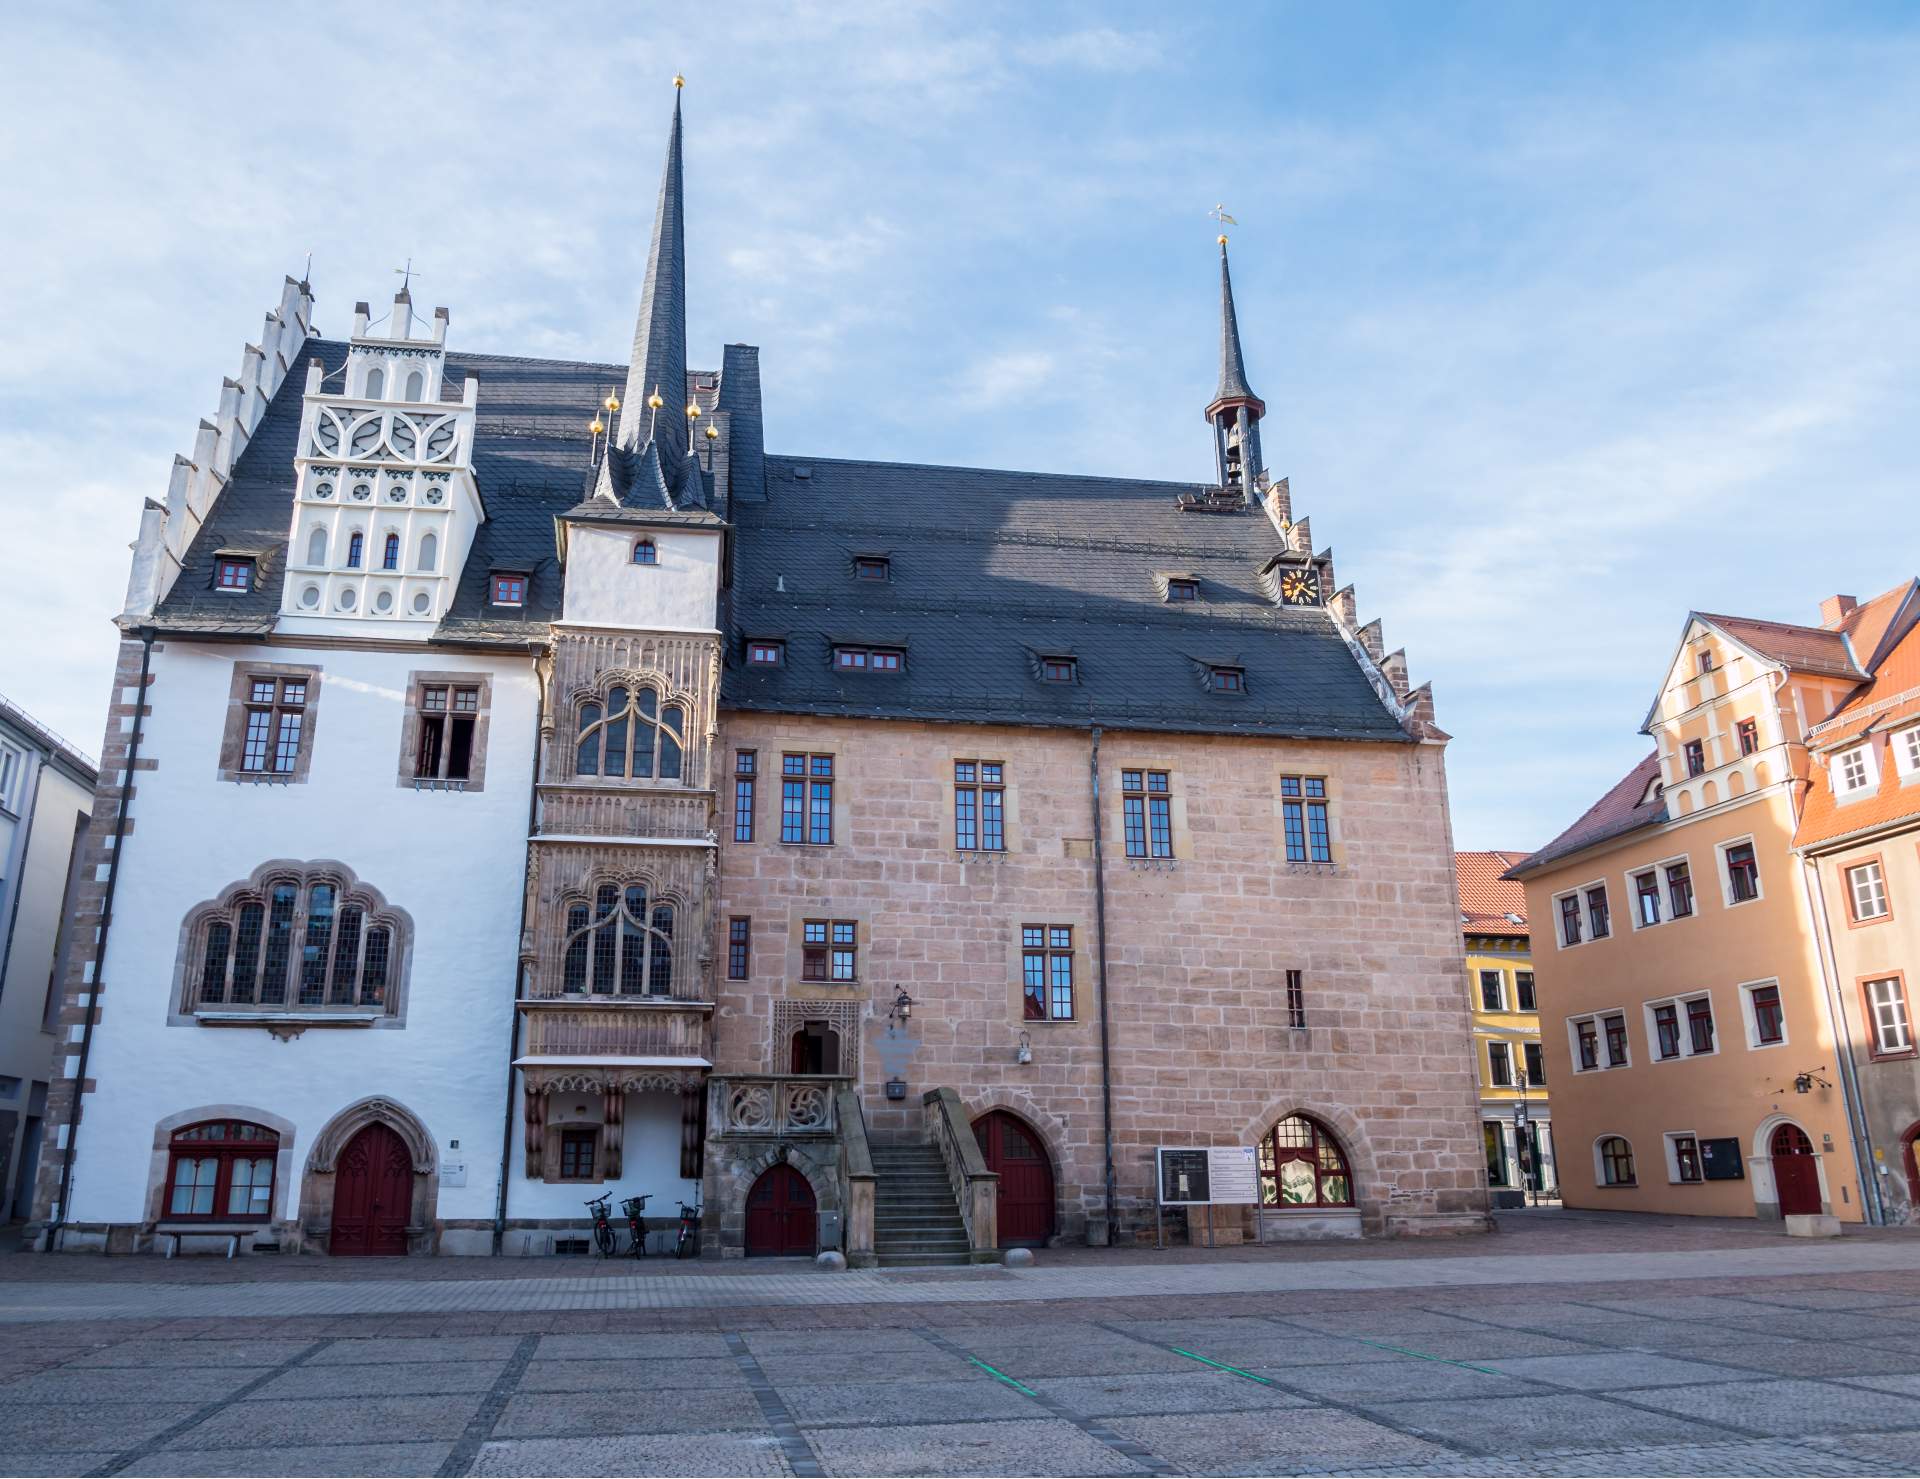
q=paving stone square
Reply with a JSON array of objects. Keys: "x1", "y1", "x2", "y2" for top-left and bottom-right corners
[
  {"x1": 1106, "y1": 1406, "x2": 1454, "y2": 1474},
  {"x1": 1153, "y1": 1332, "x2": 1407, "y2": 1369},
  {"x1": 1707, "y1": 1338, "x2": 1920, "y2": 1378},
  {"x1": 470, "y1": 1432, "x2": 798, "y2": 1477},
  {"x1": 1024, "y1": 1370, "x2": 1314, "y2": 1417},
  {"x1": 534, "y1": 1332, "x2": 735, "y2": 1360},
  {"x1": 804, "y1": 1416, "x2": 1146, "y2": 1477},
  {"x1": 306, "y1": 1334, "x2": 526, "y2": 1364},
  {"x1": 1365, "y1": 1392, "x2": 1717, "y2": 1455},
  {"x1": 516, "y1": 1354, "x2": 748, "y2": 1391},
  {"x1": 1483, "y1": 1351, "x2": 1753, "y2": 1389},
  {"x1": 0, "y1": 1451, "x2": 121, "y2": 1477},
  {"x1": 782, "y1": 1374, "x2": 1038, "y2": 1426},
  {"x1": 184, "y1": 1392, "x2": 488, "y2": 1449},
  {"x1": 121, "y1": 1442, "x2": 458, "y2": 1477},
  {"x1": 1620, "y1": 1375, "x2": 1920, "y2": 1435},
  {"x1": 0, "y1": 1362, "x2": 268, "y2": 1402},
  {"x1": 492, "y1": 1386, "x2": 768, "y2": 1438},
  {"x1": 0, "y1": 1398, "x2": 205, "y2": 1450},
  {"x1": 56, "y1": 1337, "x2": 318, "y2": 1368}
]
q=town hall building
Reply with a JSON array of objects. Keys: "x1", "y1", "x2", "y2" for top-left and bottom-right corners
[{"x1": 35, "y1": 87, "x2": 1486, "y2": 1260}]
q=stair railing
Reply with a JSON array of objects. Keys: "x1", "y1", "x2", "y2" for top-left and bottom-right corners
[{"x1": 921, "y1": 1087, "x2": 998, "y2": 1258}]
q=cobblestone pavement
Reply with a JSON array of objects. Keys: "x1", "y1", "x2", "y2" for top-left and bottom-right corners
[{"x1": 6, "y1": 1222, "x2": 1920, "y2": 1475}]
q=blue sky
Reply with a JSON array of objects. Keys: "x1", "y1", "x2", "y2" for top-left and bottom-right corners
[{"x1": 3, "y1": 3, "x2": 1917, "y2": 849}]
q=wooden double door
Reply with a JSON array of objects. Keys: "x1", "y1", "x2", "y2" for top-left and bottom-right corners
[
  {"x1": 744, "y1": 1164, "x2": 817, "y2": 1256},
  {"x1": 1770, "y1": 1124, "x2": 1823, "y2": 1217},
  {"x1": 973, "y1": 1111, "x2": 1055, "y2": 1247},
  {"x1": 330, "y1": 1122, "x2": 412, "y2": 1256}
]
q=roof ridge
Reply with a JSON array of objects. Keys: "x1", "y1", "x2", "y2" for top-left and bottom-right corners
[{"x1": 765, "y1": 452, "x2": 1223, "y2": 493}]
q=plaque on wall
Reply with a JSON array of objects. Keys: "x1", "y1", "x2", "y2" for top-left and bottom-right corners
[{"x1": 1158, "y1": 1148, "x2": 1211, "y2": 1205}]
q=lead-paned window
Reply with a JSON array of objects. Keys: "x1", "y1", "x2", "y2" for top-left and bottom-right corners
[
  {"x1": 728, "y1": 917, "x2": 750, "y2": 980},
  {"x1": 190, "y1": 872, "x2": 400, "y2": 1014},
  {"x1": 1280, "y1": 775, "x2": 1332, "y2": 863},
  {"x1": 955, "y1": 760, "x2": 1005, "y2": 851},
  {"x1": 559, "y1": 884, "x2": 676, "y2": 997},
  {"x1": 165, "y1": 1121, "x2": 278, "y2": 1221},
  {"x1": 782, "y1": 754, "x2": 833, "y2": 845},
  {"x1": 1021, "y1": 925, "x2": 1073, "y2": 1020},
  {"x1": 1122, "y1": 770, "x2": 1173, "y2": 859},
  {"x1": 803, "y1": 920, "x2": 857, "y2": 982},
  {"x1": 575, "y1": 684, "x2": 685, "y2": 780},
  {"x1": 1257, "y1": 1114, "x2": 1353, "y2": 1207},
  {"x1": 241, "y1": 677, "x2": 307, "y2": 775},
  {"x1": 734, "y1": 750, "x2": 756, "y2": 842}
]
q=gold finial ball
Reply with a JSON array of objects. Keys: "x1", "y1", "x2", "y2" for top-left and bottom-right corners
[
  {"x1": 673, "y1": 74, "x2": 685, "y2": 88},
  {"x1": 604, "y1": 394, "x2": 620, "y2": 412},
  {"x1": 589, "y1": 419, "x2": 605, "y2": 435},
  {"x1": 704, "y1": 423, "x2": 719, "y2": 440},
  {"x1": 647, "y1": 390, "x2": 665, "y2": 409},
  {"x1": 686, "y1": 402, "x2": 700, "y2": 419},
  {"x1": 1217, "y1": 234, "x2": 1229, "y2": 246}
]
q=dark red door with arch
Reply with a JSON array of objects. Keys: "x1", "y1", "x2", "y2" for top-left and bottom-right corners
[
  {"x1": 1770, "y1": 1124, "x2": 1823, "y2": 1217},
  {"x1": 744, "y1": 1164, "x2": 816, "y2": 1256},
  {"x1": 330, "y1": 1122, "x2": 412, "y2": 1256},
  {"x1": 973, "y1": 1110, "x2": 1055, "y2": 1246}
]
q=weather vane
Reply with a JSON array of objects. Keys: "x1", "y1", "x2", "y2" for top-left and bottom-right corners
[
  {"x1": 1210, "y1": 204, "x2": 1238, "y2": 227},
  {"x1": 394, "y1": 257, "x2": 420, "y2": 292}
]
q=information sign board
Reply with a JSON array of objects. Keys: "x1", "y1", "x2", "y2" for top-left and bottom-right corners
[
  {"x1": 1157, "y1": 1147, "x2": 1258, "y2": 1205},
  {"x1": 1207, "y1": 1146, "x2": 1258, "y2": 1205},
  {"x1": 1158, "y1": 1148, "x2": 1210, "y2": 1205}
]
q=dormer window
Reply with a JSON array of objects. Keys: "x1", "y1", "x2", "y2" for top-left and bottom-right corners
[
  {"x1": 490, "y1": 572, "x2": 527, "y2": 607},
  {"x1": 1041, "y1": 656, "x2": 1077, "y2": 683},
  {"x1": 835, "y1": 647, "x2": 903, "y2": 672},
  {"x1": 747, "y1": 640, "x2": 785, "y2": 666},
  {"x1": 1834, "y1": 743, "x2": 1878, "y2": 796},
  {"x1": 215, "y1": 558, "x2": 254, "y2": 593},
  {"x1": 633, "y1": 539, "x2": 658, "y2": 566},
  {"x1": 1209, "y1": 665, "x2": 1246, "y2": 693},
  {"x1": 1165, "y1": 578, "x2": 1200, "y2": 603},
  {"x1": 853, "y1": 556, "x2": 890, "y2": 582}
]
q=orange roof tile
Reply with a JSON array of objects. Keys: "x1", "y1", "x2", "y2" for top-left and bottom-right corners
[
  {"x1": 1456, "y1": 851, "x2": 1532, "y2": 934},
  {"x1": 1798, "y1": 614, "x2": 1920, "y2": 850},
  {"x1": 1698, "y1": 613, "x2": 1865, "y2": 680},
  {"x1": 1508, "y1": 753, "x2": 1666, "y2": 879},
  {"x1": 1837, "y1": 579, "x2": 1920, "y2": 671}
]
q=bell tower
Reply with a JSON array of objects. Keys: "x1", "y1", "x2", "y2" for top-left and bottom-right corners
[{"x1": 1204, "y1": 235, "x2": 1266, "y2": 497}]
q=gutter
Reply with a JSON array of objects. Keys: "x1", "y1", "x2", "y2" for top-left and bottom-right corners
[
  {"x1": 493, "y1": 647, "x2": 548, "y2": 1254},
  {"x1": 1802, "y1": 853, "x2": 1886, "y2": 1224},
  {"x1": 46, "y1": 627, "x2": 154, "y2": 1250},
  {"x1": 1088, "y1": 727, "x2": 1118, "y2": 1244}
]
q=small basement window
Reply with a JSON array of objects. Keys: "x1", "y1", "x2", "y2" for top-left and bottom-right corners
[
  {"x1": 1165, "y1": 577, "x2": 1199, "y2": 603},
  {"x1": 747, "y1": 640, "x2": 785, "y2": 666},
  {"x1": 491, "y1": 572, "x2": 528, "y2": 607},
  {"x1": 633, "y1": 539, "x2": 657, "y2": 565},
  {"x1": 835, "y1": 647, "x2": 903, "y2": 672},
  {"x1": 1041, "y1": 656, "x2": 1078, "y2": 683},
  {"x1": 853, "y1": 556, "x2": 890, "y2": 581},
  {"x1": 1210, "y1": 665, "x2": 1245, "y2": 693},
  {"x1": 216, "y1": 558, "x2": 254, "y2": 593}
]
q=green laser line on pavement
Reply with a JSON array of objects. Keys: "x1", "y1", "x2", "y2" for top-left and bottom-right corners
[
  {"x1": 1170, "y1": 1347, "x2": 1276, "y2": 1384},
  {"x1": 1354, "y1": 1339, "x2": 1501, "y2": 1375},
  {"x1": 967, "y1": 1357, "x2": 1039, "y2": 1396}
]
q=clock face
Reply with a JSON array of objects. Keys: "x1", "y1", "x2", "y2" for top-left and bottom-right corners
[{"x1": 1280, "y1": 569, "x2": 1322, "y2": 606}]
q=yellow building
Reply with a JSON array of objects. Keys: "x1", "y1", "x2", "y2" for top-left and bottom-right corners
[{"x1": 1458, "y1": 851, "x2": 1555, "y2": 1203}]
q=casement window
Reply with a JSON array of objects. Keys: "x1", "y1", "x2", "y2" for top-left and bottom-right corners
[
  {"x1": 1523, "y1": 1041, "x2": 1545, "y2": 1085},
  {"x1": 727, "y1": 917, "x2": 750, "y2": 981},
  {"x1": 803, "y1": 920, "x2": 857, "y2": 982},
  {"x1": 1834, "y1": 743, "x2": 1877, "y2": 797},
  {"x1": 1684, "y1": 740, "x2": 1706, "y2": 777},
  {"x1": 188, "y1": 868, "x2": 404, "y2": 1016},
  {"x1": 1847, "y1": 860, "x2": 1889, "y2": 922},
  {"x1": 1895, "y1": 726, "x2": 1920, "y2": 779},
  {"x1": 853, "y1": 555, "x2": 889, "y2": 581},
  {"x1": 1603, "y1": 1013, "x2": 1629, "y2": 1067},
  {"x1": 1634, "y1": 870, "x2": 1662, "y2": 928},
  {"x1": 1515, "y1": 971, "x2": 1536, "y2": 1012},
  {"x1": 490, "y1": 572, "x2": 526, "y2": 606},
  {"x1": 781, "y1": 753, "x2": 834, "y2": 845},
  {"x1": 1866, "y1": 976, "x2": 1914, "y2": 1057},
  {"x1": 1122, "y1": 770, "x2": 1174, "y2": 859},
  {"x1": 346, "y1": 532, "x2": 365, "y2": 569},
  {"x1": 1687, "y1": 996, "x2": 1715, "y2": 1054},
  {"x1": 1484, "y1": 1123, "x2": 1509, "y2": 1187},
  {"x1": 954, "y1": 760, "x2": 1006, "y2": 851},
  {"x1": 1697, "y1": 651, "x2": 1715, "y2": 674},
  {"x1": 1667, "y1": 860, "x2": 1695, "y2": 918},
  {"x1": 575, "y1": 684, "x2": 687, "y2": 780},
  {"x1": 1286, "y1": 969, "x2": 1306, "y2": 1029},
  {"x1": 1021, "y1": 925, "x2": 1074, "y2": 1021},
  {"x1": 1723, "y1": 840, "x2": 1761, "y2": 903},
  {"x1": 216, "y1": 557, "x2": 254, "y2": 592},
  {"x1": 1648, "y1": 993, "x2": 1714, "y2": 1060},
  {"x1": 1585, "y1": 885, "x2": 1611, "y2": 940},
  {"x1": 1597, "y1": 1136, "x2": 1636, "y2": 1187},
  {"x1": 562, "y1": 883, "x2": 676, "y2": 997},
  {"x1": 1737, "y1": 719, "x2": 1759, "y2": 756},
  {"x1": 1670, "y1": 1133, "x2": 1703, "y2": 1184},
  {"x1": 412, "y1": 683, "x2": 479, "y2": 784},
  {"x1": 240, "y1": 676, "x2": 308, "y2": 776},
  {"x1": 165, "y1": 1121, "x2": 278, "y2": 1221},
  {"x1": 733, "y1": 750, "x2": 756, "y2": 842},
  {"x1": 1041, "y1": 656, "x2": 1077, "y2": 683},
  {"x1": 1745, "y1": 981, "x2": 1786, "y2": 1047},
  {"x1": 1479, "y1": 970, "x2": 1504, "y2": 1012},
  {"x1": 1575, "y1": 1018, "x2": 1600, "y2": 1071},
  {"x1": 746, "y1": 641, "x2": 784, "y2": 666},
  {"x1": 1488, "y1": 1040, "x2": 1514, "y2": 1087},
  {"x1": 1280, "y1": 775, "x2": 1332, "y2": 864},
  {"x1": 382, "y1": 533, "x2": 400, "y2": 571},
  {"x1": 834, "y1": 646, "x2": 903, "y2": 672},
  {"x1": 1209, "y1": 665, "x2": 1245, "y2": 693},
  {"x1": 633, "y1": 539, "x2": 657, "y2": 565},
  {"x1": 1257, "y1": 1114, "x2": 1354, "y2": 1207},
  {"x1": 1652, "y1": 1002, "x2": 1681, "y2": 1060},
  {"x1": 1165, "y1": 577, "x2": 1199, "y2": 602},
  {"x1": 1557, "y1": 894, "x2": 1583, "y2": 947},
  {"x1": 558, "y1": 1129, "x2": 597, "y2": 1181}
]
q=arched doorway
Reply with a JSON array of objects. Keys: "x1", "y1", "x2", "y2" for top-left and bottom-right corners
[
  {"x1": 744, "y1": 1163, "x2": 816, "y2": 1256},
  {"x1": 972, "y1": 1110, "x2": 1055, "y2": 1246},
  {"x1": 789, "y1": 1021, "x2": 841, "y2": 1075},
  {"x1": 1770, "y1": 1124, "x2": 1822, "y2": 1217},
  {"x1": 330, "y1": 1123, "x2": 412, "y2": 1256}
]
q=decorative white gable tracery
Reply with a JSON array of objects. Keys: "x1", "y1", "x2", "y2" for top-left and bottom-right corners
[{"x1": 278, "y1": 290, "x2": 483, "y2": 635}]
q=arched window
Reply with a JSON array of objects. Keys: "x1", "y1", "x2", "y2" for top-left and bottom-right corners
[
  {"x1": 403, "y1": 369, "x2": 425, "y2": 401},
  {"x1": 346, "y1": 531, "x2": 364, "y2": 569},
  {"x1": 417, "y1": 531, "x2": 438, "y2": 571},
  {"x1": 366, "y1": 367, "x2": 385, "y2": 400},
  {"x1": 1598, "y1": 1136, "x2": 1636, "y2": 1186},
  {"x1": 305, "y1": 528, "x2": 327, "y2": 567},
  {"x1": 575, "y1": 684, "x2": 685, "y2": 779},
  {"x1": 166, "y1": 1120, "x2": 279, "y2": 1222},
  {"x1": 633, "y1": 539, "x2": 657, "y2": 565},
  {"x1": 382, "y1": 533, "x2": 400, "y2": 570},
  {"x1": 186, "y1": 867, "x2": 407, "y2": 1015},
  {"x1": 560, "y1": 883, "x2": 675, "y2": 997},
  {"x1": 1257, "y1": 1114, "x2": 1354, "y2": 1207}
]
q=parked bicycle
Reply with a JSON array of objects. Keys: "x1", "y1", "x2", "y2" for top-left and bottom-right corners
[
  {"x1": 621, "y1": 1194, "x2": 652, "y2": 1257},
  {"x1": 674, "y1": 1197, "x2": 701, "y2": 1259},
  {"x1": 585, "y1": 1194, "x2": 618, "y2": 1258}
]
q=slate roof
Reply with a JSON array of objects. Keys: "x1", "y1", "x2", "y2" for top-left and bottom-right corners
[
  {"x1": 1455, "y1": 850, "x2": 1532, "y2": 935},
  {"x1": 723, "y1": 456, "x2": 1408, "y2": 742},
  {"x1": 1211, "y1": 242, "x2": 1260, "y2": 409},
  {"x1": 1506, "y1": 753, "x2": 1666, "y2": 879}
]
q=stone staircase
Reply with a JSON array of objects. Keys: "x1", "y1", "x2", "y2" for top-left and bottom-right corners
[{"x1": 871, "y1": 1142, "x2": 972, "y2": 1266}]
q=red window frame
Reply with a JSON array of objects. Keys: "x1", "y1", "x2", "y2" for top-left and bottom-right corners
[
  {"x1": 1737, "y1": 719, "x2": 1759, "y2": 756},
  {"x1": 1674, "y1": 1134, "x2": 1702, "y2": 1183},
  {"x1": 491, "y1": 572, "x2": 527, "y2": 606},
  {"x1": 1586, "y1": 886, "x2": 1610, "y2": 939},
  {"x1": 1686, "y1": 996, "x2": 1715, "y2": 1054},
  {"x1": 1041, "y1": 657, "x2": 1076, "y2": 683},
  {"x1": 1684, "y1": 740, "x2": 1706, "y2": 777},
  {"x1": 558, "y1": 1128, "x2": 597, "y2": 1180},
  {"x1": 1210, "y1": 666, "x2": 1245, "y2": 693},
  {"x1": 216, "y1": 558, "x2": 253, "y2": 592},
  {"x1": 1634, "y1": 870, "x2": 1661, "y2": 927},
  {"x1": 853, "y1": 556, "x2": 889, "y2": 581},
  {"x1": 164, "y1": 1121, "x2": 279, "y2": 1222},
  {"x1": 727, "y1": 917, "x2": 750, "y2": 980},
  {"x1": 746, "y1": 641, "x2": 784, "y2": 666},
  {"x1": 1576, "y1": 1019, "x2": 1599, "y2": 1071},
  {"x1": 1653, "y1": 1003, "x2": 1681, "y2": 1060},
  {"x1": 1750, "y1": 983, "x2": 1784, "y2": 1045},
  {"x1": 633, "y1": 539, "x2": 657, "y2": 565},
  {"x1": 1603, "y1": 1013, "x2": 1628, "y2": 1067},
  {"x1": 1725, "y1": 842, "x2": 1761, "y2": 903},
  {"x1": 1559, "y1": 895, "x2": 1582, "y2": 946},
  {"x1": 1165, "y1": 578, "x2": 1199, "y2": 602},
  {"x1": 1257, "y1": 1114, "x2": 1354, "y2": 1208},
  {"x1": 1666, "y1": 860, "x2": 1695, "y2": 918}
]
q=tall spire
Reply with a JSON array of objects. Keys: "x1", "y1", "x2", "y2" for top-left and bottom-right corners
[
  {"x1": 616, "y1": 80, "x2": 689, "y2": 473},
  {"x1": 1204, "y1": 235, "x2": 1266, "y2": 494}
]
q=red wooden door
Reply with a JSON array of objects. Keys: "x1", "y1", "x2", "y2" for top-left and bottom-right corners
[
  {"x1": 330, "y1": 1123, "x2": 412, "y2": 1256},
  {"x1": 744, "y1": 1164, "x2": 816, "y2": 1256},
  {"x1": 1770, "y1": 1124, "x2": 1823, "y2": 1217},
  {"x1": 973, "y1": 1111, "x2": 1055, "y2": 1247}
]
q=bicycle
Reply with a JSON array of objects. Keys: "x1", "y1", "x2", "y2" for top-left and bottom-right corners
[
  {"x1": 674, "y1": 1197, "x2": 701, "y2": 1259},
  {"x1": 585, "y1": 1194, "x2": 617, "y2": 1258},
  {"x1": 621, "y1": 1194, "x2": 651, "y2": 1258}
]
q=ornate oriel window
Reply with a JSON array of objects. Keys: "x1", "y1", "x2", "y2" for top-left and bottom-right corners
[
  {"x1": 183, "y1": 866, "x2": 408, "y2": 1017},
  {"x1": 575, "y1": 683, "x2": 686, "y2": 779},
  {"x1": 1256, "y1": 1114, "x2": 1354, "y2": 1208},
  {"x1": 561, "y1": 883, "x2": 677, "y2": 997},
  {"x1": 166, "y1": 1121, "x2": 279, "y2": 1222}
]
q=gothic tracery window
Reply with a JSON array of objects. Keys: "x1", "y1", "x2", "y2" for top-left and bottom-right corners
[
  {"x1": 187, "y1": 867, "x2": 406, "y2": 1015},
  {"x1": 560, "y1": 883, "x2": 676, "y2": 997},
  {"x1": 574, "y1": 683, "x2": 686, "y2": 779},
  {"x1": 1256, "y1": 1114, "x2": 1354, "y2": 1208}
]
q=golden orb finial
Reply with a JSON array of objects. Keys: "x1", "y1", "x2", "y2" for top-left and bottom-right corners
[
  {"x1": 604, "y1": 393, "x2": 620, "y2": 412},
  {"x1": 1217, "y1": 233, "x2": 1229, "y2": 246},
  {"x1": 704, "y1": 422, "x2": 719, "y2": 441},
  {"x1": 673, "y1": 74, "x2": 685, "y2": 89},
  {"x1": 685, "y1": 402, "x2": 700, "y2": 419},
  {"x1": 647, "y1": 388, "x2": 664, "y2": 410},
  {"x1": 589, "y1": 418, "x2": 605, "y2": 436}
]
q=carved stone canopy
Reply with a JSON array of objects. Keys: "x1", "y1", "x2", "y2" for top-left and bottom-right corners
[{"x1": 524, "y1": 1067, "x2": 704, "y2": 1096}]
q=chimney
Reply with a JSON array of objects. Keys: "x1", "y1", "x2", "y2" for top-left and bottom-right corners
[{"x1": 1820, "y1": 594, "x2": 1859, "y2": 629}]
